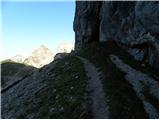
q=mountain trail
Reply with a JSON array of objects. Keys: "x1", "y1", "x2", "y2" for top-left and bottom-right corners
[{"x1": 77, "y1": 56, "x2": 109, "y2": 119}]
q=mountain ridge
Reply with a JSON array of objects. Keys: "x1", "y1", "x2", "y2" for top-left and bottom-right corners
[{"x1": 4, "y1": 43, "x2": 74, "y2": 68}]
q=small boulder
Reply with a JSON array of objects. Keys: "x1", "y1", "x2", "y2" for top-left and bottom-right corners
[{"x1": 54, "y1": 53, "x2": 68, "y2": 60}]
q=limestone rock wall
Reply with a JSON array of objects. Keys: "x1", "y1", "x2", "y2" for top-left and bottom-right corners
[
  {"x1": 73, "y1": 1, "x2": 101, "y2": 49},
  {"x1": 73, "y1": 1, "x2": 159, "y2": 69}
]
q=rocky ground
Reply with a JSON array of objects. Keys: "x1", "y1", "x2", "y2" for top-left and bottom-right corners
[{"x1": 1, "y1": 42, "x2": 159, "y2": 118}]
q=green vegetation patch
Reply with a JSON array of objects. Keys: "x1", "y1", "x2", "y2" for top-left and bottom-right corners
[
  {"x1": 1, "y1": 61, "x2": 36, "y2": 87},
  {"x1": 1, "y1": 62, "x2": 26, "y2": 76},
  {"x1": 1, "y1": 61, "x2": 35, "y2": 76},
  {"x1": 21, "y1": 55, "x2": 89, "y2": 119}
]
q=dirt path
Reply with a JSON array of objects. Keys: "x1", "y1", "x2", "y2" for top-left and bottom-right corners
[{"x1": 77, "y1": 56, "x2": 109, "y2": 119}]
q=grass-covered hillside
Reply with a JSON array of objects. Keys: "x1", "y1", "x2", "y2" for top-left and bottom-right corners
[
  {"x1": 1, "y1": 60, "x2": 35, "y2": 76},
  {"x1": 34, "y1": 56, "x2": 89, "y2": 118},
  {"x1": 1, "y1": 60, "x2": 37, "y2": 91},
  {"x1": 1, "y1": 55, "x2": 90, "y2": 119}
]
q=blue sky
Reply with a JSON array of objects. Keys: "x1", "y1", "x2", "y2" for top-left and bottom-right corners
[{"x1": 1, "y1": 1, "x2": 75, "y2": 60}]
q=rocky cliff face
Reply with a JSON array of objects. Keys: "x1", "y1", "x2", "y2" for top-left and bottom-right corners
[{"x1": 74, "y1": 1, "x2": 159, "y2": 69}]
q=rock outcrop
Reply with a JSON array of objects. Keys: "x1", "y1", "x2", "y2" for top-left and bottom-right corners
[
  {"x1": 73, "y1": 1, "x2": 159, "y2": 69},
  {"x1": 56, "y1": 42, "x2": 74, "y2": 53},
  {"x1": 54, "y1": 43, "x2": 74, "y2": 60},
  {"x1": 54, "y1": 53, "x2": 68, "y2": 60}
]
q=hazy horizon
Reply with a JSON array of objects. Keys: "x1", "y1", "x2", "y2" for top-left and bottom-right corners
[
  {"x1": 1, "y1": 42, "x2": 74, "y2": 60},
  {"x1": 1, "y1": 1, "x2": 75, "y2": 60}
]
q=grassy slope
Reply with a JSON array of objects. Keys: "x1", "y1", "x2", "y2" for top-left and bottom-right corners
[
  {"x1": 1, "y1": 60, "x2": 36, "y2": 76},
  {"x1": 18, "y1": 55, "x2": 89, "y2": 119},
  {"x1": 77, "y1": 42, "x2": 158, "y2": 118},
  {"x1": 1, "y1": 61, "x2": 36, "y2": 87},
  {"x1": 1, "y1": 62, "x2": 26, "y2": 76}
]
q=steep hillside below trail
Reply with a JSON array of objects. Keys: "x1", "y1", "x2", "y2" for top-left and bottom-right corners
[
  {"x1": 77, "y1": 56, "x2": 109, "y2": 119},
  {"x1": 1, "y1": 56, "x2": 90, "y2": 119}
]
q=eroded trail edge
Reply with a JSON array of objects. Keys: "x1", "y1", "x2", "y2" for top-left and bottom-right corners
[
  {"x1": 110, "y1": 54, "x2": 158, "y2": 118},
  {"x1": 77, "y1": 56, "x2": 109, "y2": 119}
]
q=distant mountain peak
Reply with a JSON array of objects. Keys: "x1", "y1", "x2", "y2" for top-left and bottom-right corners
[
  {"x1": 5, "y1": 43, "x2": 74, "y2": 68},
  {"x1": 24, "y1": 45, "x2": 54, "y2": 68},
  {"x1": 39, "y1": 45, "x2": 49, "y2": 50},
  {"x1": 11, "y1": 55, "x2": 26, "y2": 63}
]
